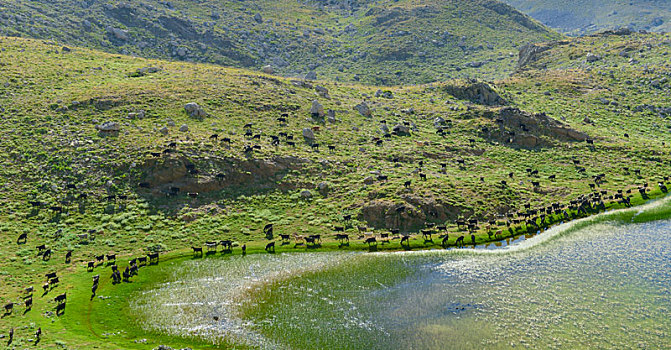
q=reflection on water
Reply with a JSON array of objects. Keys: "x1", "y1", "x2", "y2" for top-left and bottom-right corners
[{"x1": 132, "y1": 208, "x2": 671, "y2": 349}]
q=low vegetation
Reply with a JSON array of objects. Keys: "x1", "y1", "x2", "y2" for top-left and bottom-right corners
[{"x1": 0, "y1": 28, "x2": 669, "y2": 348}]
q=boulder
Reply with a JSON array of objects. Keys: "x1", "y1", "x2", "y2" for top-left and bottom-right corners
[
  {"x1": 315, "y1": 85, "x2": 329, "y2": 98},
  {"x1": 184, "y1": 102, "x2": 206, "y2": 119},
  {"x1": 106, "y1": 27, "x2": 129, "y2": 41},
  {"x1": 95, "y1": 121, "x2": 120, "y2": 132},
  {"x1": 363, "y1": 176, "x2": 375, "y2": 185},
  {"x1": 380, "y1": 124, "x2": 390, "y2": 134},
  {"x1": 375, "y1": 89, "x2": 394, "y2": 99},
  {"x1": 262, "y1": 65, "x2": 274, "y2": 74},
  {"x1": 158, "y1": 127, "x2": 169, "y2": 135},
  {"x1": 393, "y1": 125, "x2": 411, "y2": 136},
  {"x1": 586, "y1": 53, "x2": 601, "y2": 63},
  {"x1": 317, "y1": 182, "x2": 330, "y2": 196},
  {"x1": 179, "y1": 124, "x2": 189, "y2": 132},
  {"x1": 302, "y1": 128, "x2": 316, "y2": 141},
  {"x1": 304, "y1": 71, "x2": 317, "y2": 80},
  {"x1": 253, "y1": 13, "x2": 263, "y2": 24},
  {"x1": 354, "y1": 102, "x2": 372, "y2": 117},
  {"x1": 433, "y1": 116, "x2": 445, "y2": 128},
  {"x1": 300, "y1": 189, "x2": 313, "y2": 199},
  {"x1": 310, "y1": 100, "x2": 325, "y2": 117},
  {"x1": 327, "y1": 109, "x2": 337, "y2": 123}
]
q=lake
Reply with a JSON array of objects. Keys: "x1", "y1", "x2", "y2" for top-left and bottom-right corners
[{"x1": 132, "y1": 201, "x2": 671, "y2": 349}]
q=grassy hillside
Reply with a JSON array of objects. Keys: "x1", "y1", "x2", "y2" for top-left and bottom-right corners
[
  {"x1": 503, "y1": 0, "x2": 671, "y2": 35},
  {"x1": 0, "y1": 0, "x2": 560, "y2": 85},
  {"x1": 0, "y1": 31, "x2": 670, "y2": 348}
]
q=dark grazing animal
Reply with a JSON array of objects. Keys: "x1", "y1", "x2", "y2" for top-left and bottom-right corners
[
  {"x1": 335, "y1": 234, "x2": 349, "y2": 243},
  {"x1": 364, "y1": 237, "x2": 377, "y2": 246},
  {"x1": 148, "y1": 252, "x2": 159, "y2": 264},
  {"x1": 17, "y1": 233, "x2": 27, "y2": 244},
  {"x1": 265, "y1": 242, "x2": 276, "y2": 253},
  {"x1": 263, "y1": 224, "x2": 274, "y2": 236},
  {"x1": 455, "y1": 236, "x2": 465, "y2": 247},
  {"x1": 220, "y1": 240, "x2": 233, "y2": 251},
  {"x1": 54, "y1": 293, "x2": 67, "y2": 304},
  {"x1": 192, "y1": 246, "x2": 203, "y2": 256},
  {"x1": 441, "y1": 234, "x2": 450, "y2": 248}
]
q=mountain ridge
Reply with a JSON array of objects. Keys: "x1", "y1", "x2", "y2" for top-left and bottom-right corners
[{"x1": 0, "y1": 0, "x2": 561, "y2": 85}]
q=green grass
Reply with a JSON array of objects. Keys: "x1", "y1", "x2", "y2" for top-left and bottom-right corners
[
  {"x1": 0, "y1": 0, "x2": 561, "y2": 85},
  {"x1": 0, "y1": 30, "x2": 670, "y2": 348}
]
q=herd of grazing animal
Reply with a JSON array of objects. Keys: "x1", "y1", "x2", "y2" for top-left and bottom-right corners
[{"x1": 6, "y1": 106, "x2": 668, "y2": 343}]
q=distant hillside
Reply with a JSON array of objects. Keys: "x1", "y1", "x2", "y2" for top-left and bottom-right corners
[
  {"x1": 503, "y1": 0, "x2": 671, "y2": 35},
  {"x1": 0, "y1": 0, "x2": 560, "y2": 84}
]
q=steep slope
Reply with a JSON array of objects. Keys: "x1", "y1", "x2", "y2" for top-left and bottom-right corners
[
  {"x1": 0, "y1": 0, "x2": 560, "y2": 84},
  {"x1": 503, "y1": 0, "x2": 671, "y2": 35}
]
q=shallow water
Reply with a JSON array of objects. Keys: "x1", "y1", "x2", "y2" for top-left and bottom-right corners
[{"x1": 132, "y1": 203, "x2": 671, "y2": 349}]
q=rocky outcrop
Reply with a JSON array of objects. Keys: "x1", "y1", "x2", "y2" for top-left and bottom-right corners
[
  {"x1": 141, "y1": 156, "x2": 308, "y2": 196},
  {"x1": 481, "y1": 107, "x2": 589, "y2": 148},
  {"x1": 95, "y1": 121, "x2": 121, "y2": 132},
  {"x1": 516, "y1": 40, "x2": 569, "y2": 71},
  {"x1": 443, "y1": 80, "x2": 506, "y2": 106},
  {"x1": 360, "y1": 195, "x2": 470, "y2": 232}
]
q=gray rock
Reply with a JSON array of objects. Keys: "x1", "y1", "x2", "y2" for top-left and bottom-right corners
[
  {"x1": 179, "y1": 124, "x2": 189, "y2": 132},
  {"x1": 184, "y1": 102, "x2": 206, "y2": 119},
  {"x1": 106, "y1": 26, "x2": 129, "y2": 41},
  {"x1": 317, "y1": 182, "x2": 330, "y2": 195},
  {"x1": 127, "y1": 110, "x2": 145, "y2": 119},
  {"x1": 302, "y1": 128, "x2": 316, "y2": 140},
  {"x1": 363, "y1": 176, "x2": 375, "y2": 185},
  {"x1": 354, "y1": 102, "x2": 372, "y2": 117},
  {"x1": 153, "y1": 346, "x2": 174, "y2": 350},
  {"x1": 393, "y1": 125, "x2": 411, "y2": 136},
  {"x1": 315, "y1": 85, "x2": 329, "y2": 97},
  {"x1": 262, "y1": 65, "x2": 274, "y2": 74},
  {"x1": 310, "y1": 100, "x2": 325, "y2": 117},
  {"x1": 375, "y1": 89, "x2": 394, "y2": 99},
  {"x1": 433, "y1": 116, "x2": 445, "y2": 128},
  {"x1": 304, "y1": 71, "x2": 317, "y2": 80},
  {"x1": 167, "y1": 121, "x2": 176, "y2": 127},
  {"x1": 95, "y1": 121, "x2": 120, "y2": 132},
  {"x1": 586, "y1": 53, "x2": 601, "y2": 63},
  {"x1": 300, "y1": 189, "x2": 313, "y2": 199},
  {"x1": 327, "y1": 109, "x2": 337, "y2": 123},
  {"x1": 158, "y1": 127, "x2": 169, "y2": 135},
  {"x1": 380, "y1": 124, "x2": 390, "y2": 134},
  {"x1": 254, "y1": 13, "x2": 263, "y2": 24},
  {"x1": 176, "y1": 47, "x2": 188, "y2": 57}
]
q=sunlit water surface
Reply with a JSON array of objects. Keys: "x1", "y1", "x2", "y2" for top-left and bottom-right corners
[{"x1": 132, "y1": 208, "x2": 671, "y2": 349}]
